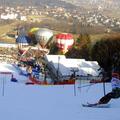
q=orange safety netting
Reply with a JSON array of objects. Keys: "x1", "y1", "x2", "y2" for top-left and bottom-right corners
[{"x1": 26, "y1": 76, "x2": 75, "y2": 85}]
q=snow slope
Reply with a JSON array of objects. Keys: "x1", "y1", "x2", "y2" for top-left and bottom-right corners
[
  {"x1": 0, "y1": 63, "x2": 120, "y2": 120},
  {"x1": 0, "y1": 63, "x2": 28, "y2": 83}
]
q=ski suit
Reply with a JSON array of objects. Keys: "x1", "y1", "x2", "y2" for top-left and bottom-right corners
[{"x1": 99, "y1": 76, "x2": 120, "y2": 104}]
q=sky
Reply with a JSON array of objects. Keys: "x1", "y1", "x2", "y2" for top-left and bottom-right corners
[{"x1": 0, "y1": 63, "x2": 120, "y2": 120}]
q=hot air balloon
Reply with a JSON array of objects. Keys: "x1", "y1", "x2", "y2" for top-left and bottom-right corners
[
  {"x1": 28, "y1": 27, "x2": 40, "y2": 45},
  {"x1": 35, "y1": 28, "x2": 53, "y2": 48},
  {"x1": 56, "y1": 33, "x2": 74, "y2": 53},
  {"x1": 16, "y1": 35, "x2": 32, "y2": 61},
  {"x1": 16, "y1": 35, "x2": 31, "y2": 47},
  {"x1": 29, "y1": 27, "x2": 40, "y2": 34}
]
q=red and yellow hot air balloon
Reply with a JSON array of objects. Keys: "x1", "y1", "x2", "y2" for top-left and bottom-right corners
[{"x1": 56, "y1": 33, "x2": 74, "y2": 53}]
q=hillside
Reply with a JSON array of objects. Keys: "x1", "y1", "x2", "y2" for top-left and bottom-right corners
[
  {"x1": 1, "y1": 0, "x2": 120, "y2": 10},
  {"x1": 1, "y1": 0, "x2": 76, "y2": 9}
]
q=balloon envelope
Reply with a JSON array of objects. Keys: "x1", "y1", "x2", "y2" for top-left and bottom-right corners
[
  {"x1": 28, "y1": 27, "x2": 40, "y2": 35},
  {"x1": 56, "y1": 33, "x2": 74, "y2": 52},
  {"x1": 16, "y1": 35, "x2": 31, "y2": 45},
  {"x1": 35, "y1": 28, "x2": 53, "y2": 47},
  {"x1": 28, "y1": 27, "x2": 40, "y2": 45}
]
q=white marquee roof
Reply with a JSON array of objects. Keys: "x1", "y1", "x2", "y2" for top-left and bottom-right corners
[{"x1": 45, "y1": 55, "x2": 100, "y2": 77}]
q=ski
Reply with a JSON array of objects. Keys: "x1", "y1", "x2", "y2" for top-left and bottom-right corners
[
  {"x1": 82, "y1": 103, "x2": 97, "y2": 107},
  {"x1": 82, "y1": 102, "x2": 110, "y2": 108}
]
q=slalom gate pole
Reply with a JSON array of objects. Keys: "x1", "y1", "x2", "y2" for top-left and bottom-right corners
[
  {"x1": 74, "y1": 82, "x2": 76, "y2": 96},
  {"x1": 0, "y1": 72, "x2": 13, "y2": 96},
  {"x1": 2, "y1": 76, "x2": 5, "y2": 96},
  {"x1": 79, "y1": 79, "x2": 82, "y2": 93},
  {"x1": 103, "y1": 82, "x2": 106, "y2": 96}
]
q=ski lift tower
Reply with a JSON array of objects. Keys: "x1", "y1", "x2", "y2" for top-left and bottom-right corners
[{"x1": 70, "y1": 68, "x2": 79, "y2": 79}]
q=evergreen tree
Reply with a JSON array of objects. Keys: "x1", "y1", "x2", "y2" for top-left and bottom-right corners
[
  {"x1": 66, "y1": 33, "x2": 91, "y2": 60},
  {"x1": 91, "y1": 35, "x2": 120, "y2": 79}
]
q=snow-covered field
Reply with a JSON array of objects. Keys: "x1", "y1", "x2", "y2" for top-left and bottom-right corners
[{"x1": 0, "y1": 63, "x2": 120, "y2": 120}]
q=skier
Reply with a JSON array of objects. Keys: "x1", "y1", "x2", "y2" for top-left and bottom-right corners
[
  {"x1": 32, "y1": 63, "x2": 41, "y2": 79},
  {"x1": 88, "y1": 72, "x2": 120, "y2": 107}
]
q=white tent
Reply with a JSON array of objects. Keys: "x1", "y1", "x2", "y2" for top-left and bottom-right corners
[{"x1": 45, "y1": 55, "x2": 100, "y2": 80}]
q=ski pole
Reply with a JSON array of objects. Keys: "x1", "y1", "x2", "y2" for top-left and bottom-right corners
[
  {"x1": 78, "y1": 83, "x2": 95, "y2": 89},
  {"x1": 86, "y1": 84, "x2": 93, "y2": 92}
]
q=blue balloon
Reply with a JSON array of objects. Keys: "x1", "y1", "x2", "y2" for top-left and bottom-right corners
[{"x1": 16, "y1": 35, "x2": 31, "y2": 44}]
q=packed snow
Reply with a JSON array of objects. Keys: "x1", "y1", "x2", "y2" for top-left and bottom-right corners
[{"x1": 0, "y1": 63, "x2": 120, "y2": 120}]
